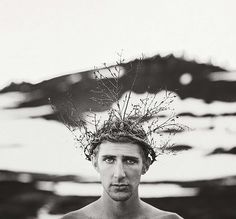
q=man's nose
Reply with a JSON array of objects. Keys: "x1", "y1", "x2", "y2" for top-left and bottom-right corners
[{"x1": 113, "y1": 162, "x2": 126, "y2": 179}]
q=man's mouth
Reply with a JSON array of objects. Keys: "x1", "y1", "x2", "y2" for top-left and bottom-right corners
[{"x1": 111, "y1": 184, "x2": 129, "y2": 190}]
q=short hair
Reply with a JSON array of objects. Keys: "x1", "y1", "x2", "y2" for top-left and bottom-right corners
[{"x1": 84, "y1": 119, "x2": 156, "y2": 165}]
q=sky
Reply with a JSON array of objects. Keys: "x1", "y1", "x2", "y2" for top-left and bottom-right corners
[{"x1": 0, "y1": 0, "x2": 236, "y2": 88}]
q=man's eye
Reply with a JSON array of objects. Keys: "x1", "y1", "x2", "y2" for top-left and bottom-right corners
[
  {"x1": 125, "y1": 159, "x2": 136, "y2": 165},
  {"x1": 104, "y1": 158, "x2": 114, "y2": 164}
]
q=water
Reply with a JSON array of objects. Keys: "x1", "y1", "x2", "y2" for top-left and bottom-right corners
[{"x1": 0, "y1": 92, "x2": 236, "y2": 182}]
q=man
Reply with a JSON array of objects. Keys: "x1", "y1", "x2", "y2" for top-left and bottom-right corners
[{"x1": 62, "y1": 119, "x2": 184, "y2": 219}]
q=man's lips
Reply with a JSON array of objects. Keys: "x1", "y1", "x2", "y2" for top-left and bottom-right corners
[
  {"x1": 111, "y1": 184, "x2": 129, "y2": 189},
  {"x1": 112, "y1": 183, "x2": 129, "y2": 186}
]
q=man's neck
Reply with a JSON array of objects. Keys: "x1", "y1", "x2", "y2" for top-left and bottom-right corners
[{"x1": 99, "y1": 191, "x2": 142, "y2": 219}]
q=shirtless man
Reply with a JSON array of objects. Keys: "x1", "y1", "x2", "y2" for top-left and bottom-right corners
[{"x1": 61, "y1": 123, "x2": 183, "y2": 219}]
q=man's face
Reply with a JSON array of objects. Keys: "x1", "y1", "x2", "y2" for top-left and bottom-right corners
[{"x1": 92, "y1": 141, "x2": 147, "y2": 202}]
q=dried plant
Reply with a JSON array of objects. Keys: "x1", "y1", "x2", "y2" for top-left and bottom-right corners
[{"x1": 50, "y1": 55, "x2": 187, "y2": 163}]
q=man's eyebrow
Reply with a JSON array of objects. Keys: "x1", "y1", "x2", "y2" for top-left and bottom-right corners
[
  {"x1": 122, "y1": 156, "x2": 140, "y2": 160},
  {"x1": 101, "y1": 155, "x2": 139, "y2": 160},
  {"x1": 101, "y1": 155, "x2": 116, "y2": 158}
]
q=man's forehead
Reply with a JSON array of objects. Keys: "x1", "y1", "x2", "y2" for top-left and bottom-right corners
[{"x1": 98, "y1": 141, "x2": 142, "y2": 157}]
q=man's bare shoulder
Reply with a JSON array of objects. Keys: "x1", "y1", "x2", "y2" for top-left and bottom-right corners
[
  {"x1": 60, "y1": 210, "x2": 86, "y2": 219},
  {"x1": 142, "y1": 201, "x2": 183, "y2": 219},
  {"x1": 147, "y1": 208, "x2": 183, "y2": 219},
  {"x1": 154, "y1": 212, "x2": 184, "y2": 219},
  {"x1": 60, "y1": 200, "x2": 99, "y2": 219}
]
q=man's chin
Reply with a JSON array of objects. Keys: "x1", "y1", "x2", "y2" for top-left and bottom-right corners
[
  {"x1": 107, "y1": 188, "x2": 132, "y2": 201},
  {"x1": 109, "y1": 193, "x2": 132, "y2": 202}
]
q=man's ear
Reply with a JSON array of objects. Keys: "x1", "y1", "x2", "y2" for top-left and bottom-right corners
[
  {"x1": 91, "y1": 155, "x2": 99, "y2": 172},
  {"x1": 142, "y1": 158, "x2": 152, "y2": 175}
]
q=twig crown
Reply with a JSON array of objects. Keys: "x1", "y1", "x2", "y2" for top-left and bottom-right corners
[{"x1": 51, "y1": 57, "x2": 186, "y2": 164}]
